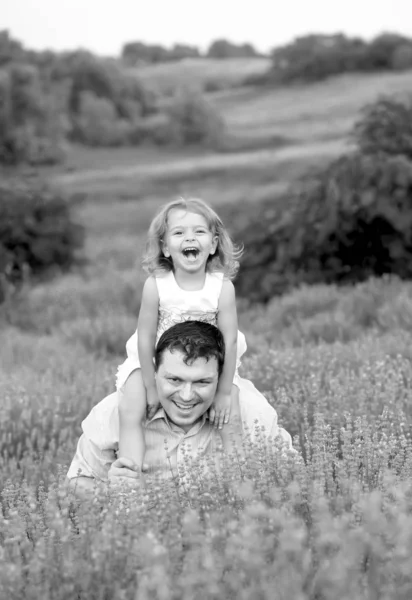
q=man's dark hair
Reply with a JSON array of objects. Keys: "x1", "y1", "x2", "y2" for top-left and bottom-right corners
[{"x1": 154, "y1": 321, "x2": 225, "y2": 375}]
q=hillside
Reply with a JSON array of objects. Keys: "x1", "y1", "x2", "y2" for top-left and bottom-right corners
[
  {"x1": 49, "y1": 69, "x2": 412, "y2": 205},
  {"x1": 124, "y1": 56, "x2": 271, "y2": 94}
]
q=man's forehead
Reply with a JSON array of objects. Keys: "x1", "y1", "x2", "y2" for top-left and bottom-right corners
[{"x1": 159, "y1": 349, "x2": 218, "y2": 376}]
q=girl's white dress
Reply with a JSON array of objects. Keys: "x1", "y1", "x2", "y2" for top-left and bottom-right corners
[
  {"x1": 116, "y1": 270, "x2": 247, "y2": 391},
  {"x1": 115, "y1": 269, "x2": 293, "y2": 448}
]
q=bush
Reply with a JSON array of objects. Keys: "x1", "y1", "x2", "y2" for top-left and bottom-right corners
[
  {"x1": 127, "y1": 113, "x2": 173, "y2": 145},
  {"x1": 353, "y1": 96, "x2": 412, "y2": 159},
  {"x1": 0, "y1": 63, "x2": 66, "y2": 164},
  {"x1": 166, "y1": 87, "x2": 226, "y2": 148},
  {"x1": 234, "y1": 152, "x2": 412, "y2": 302},
  {"x1": 0, "y1": 177, "x2": 84, "y2": 300},
  {"x1": 391, "y1": 44, "x2": 412, "y2": 70},
  {"x1": 72, "y1": 91, "x2": 130, "y2": 146}
]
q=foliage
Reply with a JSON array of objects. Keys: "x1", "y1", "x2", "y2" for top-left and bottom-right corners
[
  {"x1": 72, "y1": 91, "x2": 131, "y2": 146},
  {"x1": 0, "y1": 29, "x2": 26, "y2": 65},
  {"x1": 122, "y1": 41, "x2": 200, "y2": 65},
  {"x1": 234, "y1": 151, "x2": 412, "y2": 301},
  {"x1": 0, "y1": 32, "x2": 229, "y2": 153},
  {"x1": 353, "y1": 95, "x2": 412, "y2": 159},
  {"x1": 0, "y1": 63, "x2": 67, "y2": 165},
  {"x1": 66, "y1": 52, "x2": 156, "y2": 120},
  {"x1": 392, "y1": 44, "x2": 412, "y2": 70},
  {"x1": 232, "y1": 91, "x2": 412, "y2": 302},
  {"x1": 121, "y1": 39, "x2": 260, "y2": 65},
  {"x1": 207, "y1": 39, "x2": 260, "y2": 59},
  {"x1": 0, "y1": 177, "x2": 84, "y2": 300},
  {"x1": 367, "y1": 32, "x2": 412, "y2": 69},
  {"x1": 128, "y1": 113, "x2": 176, "y2": 145},
  {"x1": 166, "y1": 87, "x2": 226, "y2": 148},
  {"x1": 269, "y1": 32, "x2": 412, "y2": 83}
]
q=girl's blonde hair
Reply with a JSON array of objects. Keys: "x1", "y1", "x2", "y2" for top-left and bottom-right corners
[{"x1": 142, "y1": 197, "x2": 243, "y2": 280}]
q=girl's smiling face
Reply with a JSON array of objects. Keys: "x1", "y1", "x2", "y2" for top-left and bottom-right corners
[{"x1": 162, "y1": 210, "x2": 218, "y2": 274}]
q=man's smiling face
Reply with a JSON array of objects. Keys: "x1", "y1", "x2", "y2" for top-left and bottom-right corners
[{"x1": 155, "y1": 349, "x2": 219, "y2": 432}]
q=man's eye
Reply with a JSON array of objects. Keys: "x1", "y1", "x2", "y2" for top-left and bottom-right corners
[{"x1": 169, "y1": 377, "x2": 180, "y2": 383}]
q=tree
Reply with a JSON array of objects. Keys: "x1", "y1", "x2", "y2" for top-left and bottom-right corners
[
  {"x1": 0, "y1": 30, "x2": 24, "y2": 66},
  {"x1": 391, "y1": 44, "x2": 412, "y2": 71},
  {"x1": 207, "y1": 39, "x2": 258, "y2": 59},
  {"x1": 353, "y1": 96, "x2": 412, "y2": 159},
  {"x1": 0, "y1": 63, "x2": 66, "y2": 164},
  {"x1": 367, "y1": 32, "x2": 412, "y2": 69}
]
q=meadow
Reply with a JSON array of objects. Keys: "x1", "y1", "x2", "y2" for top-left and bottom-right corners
[
  {"x1": 2, "y1": 67, "x2": 412, "y2": 598},
  {"x1": 125, "y1": 56, "x2": 272, "y2": 94}
]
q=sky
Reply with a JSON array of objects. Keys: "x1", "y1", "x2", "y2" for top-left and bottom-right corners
[{"x1": 2, "y1": 0, "x2": 412, "y2": 57}]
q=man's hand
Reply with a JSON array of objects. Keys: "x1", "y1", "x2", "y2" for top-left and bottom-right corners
[
  {"x1": 146, "y1": 387, "x2": 160, "y2": 421},
  {"x1": 108, "y1": 457, "x2": 148, "y2": 490},
  {"x1": 209, "y1": 391, "x2": 232, "y2": 430}
]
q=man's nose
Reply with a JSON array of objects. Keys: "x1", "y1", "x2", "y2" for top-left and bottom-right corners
[{"x1": 179, "y1": 382, "x2": 194, "y2": 401}]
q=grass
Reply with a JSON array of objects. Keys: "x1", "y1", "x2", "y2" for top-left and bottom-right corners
[
  {"x1": 2, "y1": 270, "x2": 412, "y2": 598},
  {"x1": 125, "y1": 57, "x2": 272, "y2": 94},
  {"x1": 212, "y1": 69, "x2": 412, "y2": 144},
  {"x1": 3, "y1": 69, "x2": 412, "y2": 597},
  {"x1": 40, "y1": 69, "x2": 412, "y2": 205}
]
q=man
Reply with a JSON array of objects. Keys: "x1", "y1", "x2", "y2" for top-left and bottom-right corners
[{"x1": 67, "y1": 321, "x2": 293, "y2": 499}]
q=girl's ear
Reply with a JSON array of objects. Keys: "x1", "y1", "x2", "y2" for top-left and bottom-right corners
[
  {"x1": 162, "y1": 239, "x2": 171, "y2": 258},
  {"x1": 210, "y1": 235, "x2": 218, "y2": 255}
]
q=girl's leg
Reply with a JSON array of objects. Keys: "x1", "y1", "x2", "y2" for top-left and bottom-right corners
[
  {"x1": 220, "y1": 385, "x2": 244, "y2": 458},
  {"x1": 118, "y1": 369, "x2": 147, "y2": 470}
]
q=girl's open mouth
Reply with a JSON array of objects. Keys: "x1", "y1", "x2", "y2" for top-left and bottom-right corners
[{"x1": 182, "y1": 247, "x2": 200, "y2": 262}]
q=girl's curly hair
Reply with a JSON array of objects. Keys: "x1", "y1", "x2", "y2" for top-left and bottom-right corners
[{"x1": 142, "y1": 197, "x2": 243, "y2": 279}]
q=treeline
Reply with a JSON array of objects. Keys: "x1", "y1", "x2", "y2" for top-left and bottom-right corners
[
  {"x1": 0, "y1": 30, "x2": 224, "y2": 165},
  {"x1": 234, "y1": 94, "x2": 412, "y2": 301},
  {"x1": 268, "y1": 32, "x2": 412, "y2": 83},
  {"x1": 121, "y1": 39, "x2": 262, "y2": 65}
]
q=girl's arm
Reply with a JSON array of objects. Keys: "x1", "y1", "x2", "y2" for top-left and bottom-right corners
[
  {"x1": 118, "y1": 278, "x2": 159, "y2": 467},
  {"x1": 214, "y1": 279, "x2": 238, "y2": 428},
  {"x1": 137, "y1": 277, "x2": 159, "y2": 397}
]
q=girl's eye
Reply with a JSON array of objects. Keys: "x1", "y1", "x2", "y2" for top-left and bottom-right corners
[
  {"x1": 173, "y1": 231, "x2": 183, "y2": 236},
  {"x1": 196, "y1": 230, "x2": 206, "y2": 234}
]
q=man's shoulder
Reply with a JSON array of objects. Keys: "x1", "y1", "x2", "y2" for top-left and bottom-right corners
[{"x1": 81, "y1": 392, "x2": 119, "y2": 449}]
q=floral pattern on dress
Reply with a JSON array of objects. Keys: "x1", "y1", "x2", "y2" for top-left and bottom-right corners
[{"x1": 158, "y1": 308, "x2": 218, "y2": 340}]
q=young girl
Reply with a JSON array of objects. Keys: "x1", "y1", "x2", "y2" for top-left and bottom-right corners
[{"x1": 116, "y1": 197, "x2": 247, "y2": 469}]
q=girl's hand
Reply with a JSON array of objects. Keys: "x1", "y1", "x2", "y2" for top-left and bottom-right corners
[
  {"x1": 146, "y1": 387, "x2": 160, "y2": 420},
  {"x1": 209, "y1": 392, "x2": 231, "y2": 430}
]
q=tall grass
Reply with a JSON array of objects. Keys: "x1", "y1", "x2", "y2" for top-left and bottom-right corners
[{"x1": 2, "y1": 268, "x2": 412, "y2": 596}]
